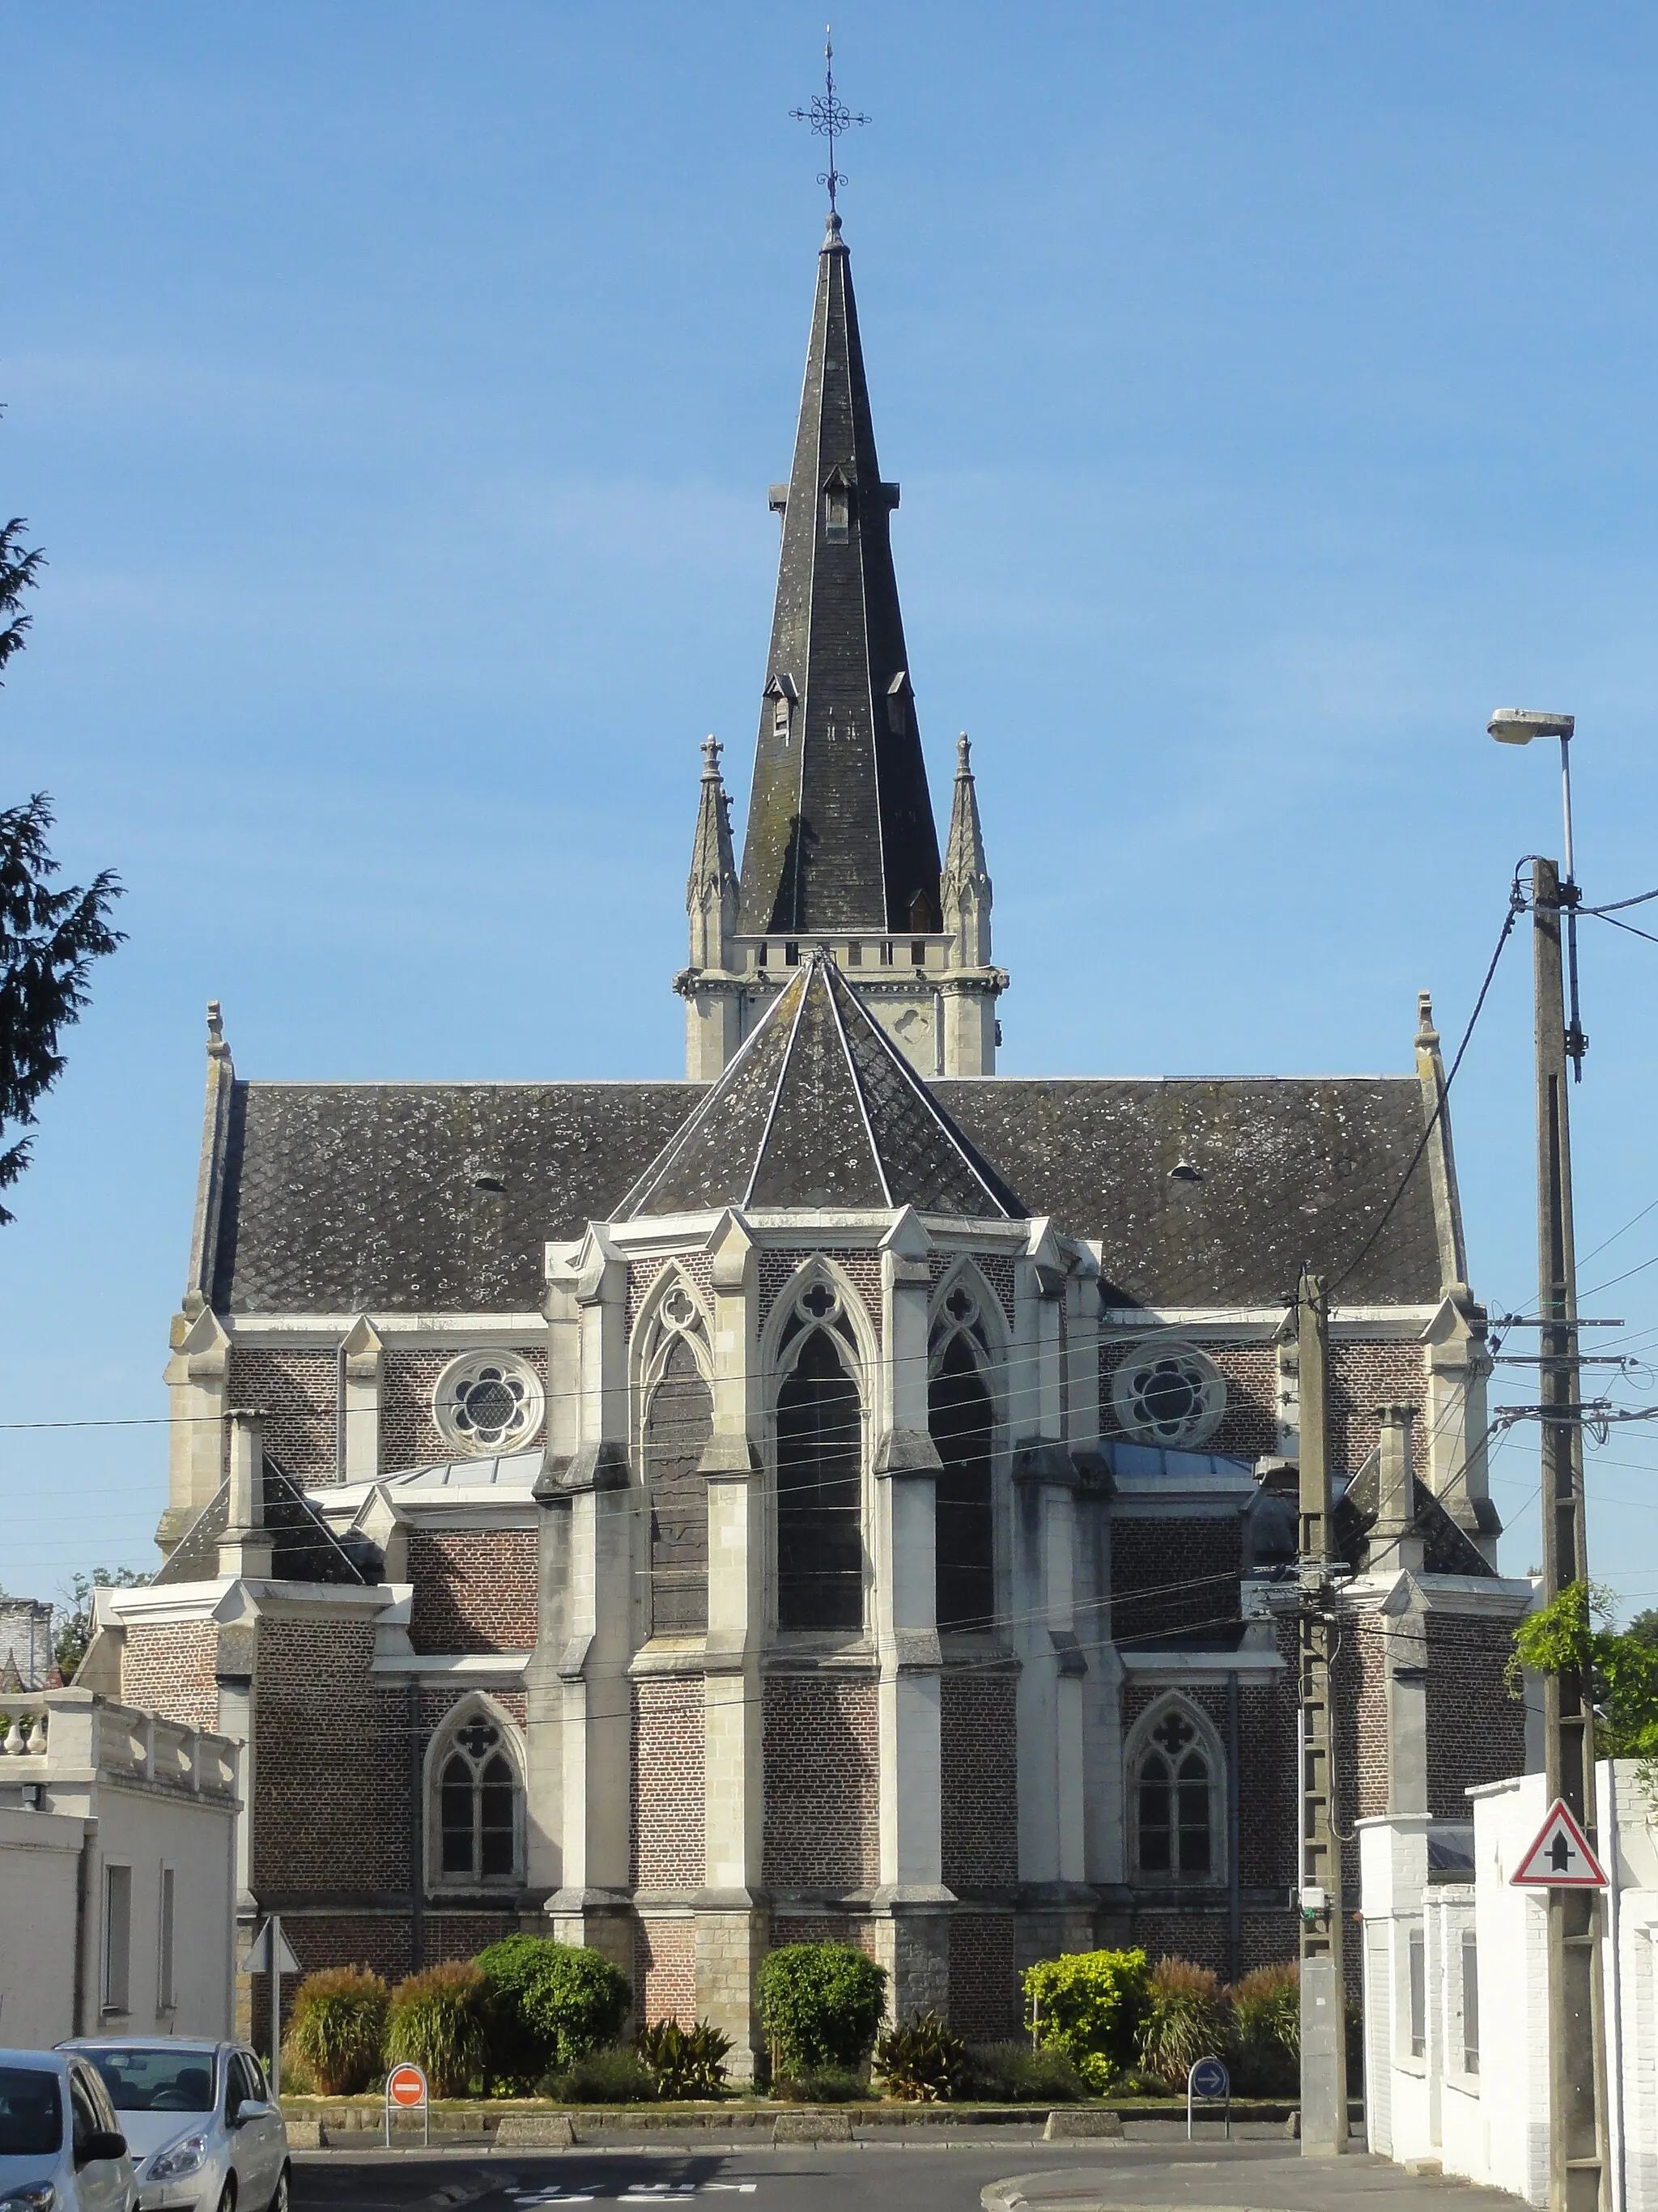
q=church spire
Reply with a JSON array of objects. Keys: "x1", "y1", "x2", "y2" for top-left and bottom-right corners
[
  {"x1": 942, "y1": 733, "x2": 993, "y2": 971},
  {"x1": 737, "y1": 214, "x2": 942, "y2": 937},
  {"x1": 687, "y1": 734, "x2": 738, "y2": 967}
]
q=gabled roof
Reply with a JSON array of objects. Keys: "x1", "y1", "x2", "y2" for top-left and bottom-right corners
[
  {"x1": 737, "y1": 214, "x2": 943, "y2": 935},
  {"x1": 614, "y1": 950, "x2": 1024, "y2": 1220}
]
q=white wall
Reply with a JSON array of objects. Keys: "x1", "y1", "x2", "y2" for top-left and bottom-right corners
[
  {"x1": 1361, "y1": 1763, "x2": 1656, "y2": 2212},
  {"x1": 0, "y1": 1806, "x2": 84, "y2": 2047},
  {"x1": 83, "y1": 1779, "x2": 238, "y2": 2041}
]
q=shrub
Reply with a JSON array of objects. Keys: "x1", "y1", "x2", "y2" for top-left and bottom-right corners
[
  {"x1": 636, "y1": 2018, "x2": 733, "y2": 2100},
  {"x1": 772, "y1": 2066, "x2": 865, "y2": 2103},
  {"x1": 1229, "y1": 1961, "x2": 1299, "y2": 2093},
  {"x1": 475, "y1": 1936, "x2": 631, "y2": 2085},
  {"x1": 1022, "y1": 1948, "x2": 1150, "y2": 2092},
  {"x1": 547, "y1": 2048, "x2": 657, "y2": 2104},
  {"x1": 758, "y1": 1943, "x2": 887, "y2": 2076},
  {"x1": 963, "y1": 2043, "x2": 1084, "y2": 2104},
  {"x1": 283, "y1": 1966, "x2": 389, "y2": 2095},
  {"x1": 873, "y1": 2013, "x2": 967, "y2": 2103},
  {"x1": 385, "y1": 1962, "x2": 489, "y2": 2097},
  {"x1": 1134, "y1": 1957, "x2": 1231, "y2": 2092}
]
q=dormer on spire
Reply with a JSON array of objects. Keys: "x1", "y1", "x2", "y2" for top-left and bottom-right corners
[{"x1": 676, "y1": 738, "x2": 744, "y2": 1079}]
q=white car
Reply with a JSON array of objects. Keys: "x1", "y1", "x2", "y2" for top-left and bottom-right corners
[
  {"x1": 57, "y1": 2047, "x2": 287, "y2": 2212},
  {"x1": 0, "y1": 2047, "x2": 135, "y2": 2212}
]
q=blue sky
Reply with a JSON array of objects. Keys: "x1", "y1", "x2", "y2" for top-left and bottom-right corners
[{"x1": 4, "y1": 2, "x2": 1658, "y2": 1614}]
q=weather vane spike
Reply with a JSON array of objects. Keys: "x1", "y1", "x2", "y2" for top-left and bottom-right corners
[{"x1": 789, "y1": 25, "x2": 869, "y2": 215}]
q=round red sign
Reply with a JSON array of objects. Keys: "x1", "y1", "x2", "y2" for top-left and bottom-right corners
[{"x1": 387, "y1": 2065, "x2": 427, "y2": 2108}]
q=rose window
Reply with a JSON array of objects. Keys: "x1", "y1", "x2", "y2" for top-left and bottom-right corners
[
  {"x1": 433, "y1": 1351, "x2": 545, "y2": 1455},
  {"x1": 1110, "y1": 1340, "x2": 1225, "y2": 1448}
]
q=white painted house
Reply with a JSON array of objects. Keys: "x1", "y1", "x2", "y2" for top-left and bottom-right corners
[
  {"x1": 0, "y1": 1688, "x2": 240, "y2": 2047},
  {"x1": 1361, "y1": 1759, "x2": 1658, "y2": 2211}
]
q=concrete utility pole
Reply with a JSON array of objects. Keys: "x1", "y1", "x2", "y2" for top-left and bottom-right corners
[
  {"x1": 1533, "y1": 853, "x2": 1609, "y2": 2212},
  {"x1": 1296, "y1": 1266, "x2": 1348, "y2": 2156}
]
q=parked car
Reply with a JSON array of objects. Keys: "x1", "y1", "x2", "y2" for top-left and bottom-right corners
[
  {"x1": 56, "y1": 2046, "x2": 286, "y2": 2212},
  {"x1": 0, "y1": 2046, "x2": 134, "y2": 2212}
]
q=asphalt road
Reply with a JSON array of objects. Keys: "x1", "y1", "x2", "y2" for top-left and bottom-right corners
[{"x1": 291, "y1": 2141, "x2": 1526, "y2": 2212}]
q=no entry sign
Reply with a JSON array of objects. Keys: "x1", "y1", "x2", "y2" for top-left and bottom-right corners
[{"x1": 385, "y1": 2062, "x2": 430, "y2": 2147}]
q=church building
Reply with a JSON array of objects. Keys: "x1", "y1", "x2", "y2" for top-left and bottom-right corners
[{"x1": 84, "y1": 208, "x2": 1533, "y2": 2070}]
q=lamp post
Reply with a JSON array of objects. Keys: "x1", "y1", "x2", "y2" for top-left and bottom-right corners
[{"x1": 1487, "y1": 706, "x2": 1606, "y2": 2212}]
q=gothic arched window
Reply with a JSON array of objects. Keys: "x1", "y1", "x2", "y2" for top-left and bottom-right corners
[
  {"x1": 1133, "y1": 1707, "x2": 1217, "y2": 1882},
  {"x1": 776, "y1": 1312, "x2": 864, "y2": 1632},
  {"x1": 644, "y1": 1329, "x2": 712, "y2": 1636},
  {"x1": 433, "y1": 1710, "x2": 521, "y2": 1886},
  {"x1": 929, "y1": 1318, "x2": 995, "y2": 1632}
]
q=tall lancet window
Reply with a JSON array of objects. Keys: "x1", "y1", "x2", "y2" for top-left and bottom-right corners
[
  {"x1": 776, "y1": 1293, "x2": 865, "y2": 1631},
  {"x1": 644, "y1": 1321, "x2": 712, "y2": 1636},
  {"x1": 431, "y1": 1704, "x2": 523, "y2": 1887},
  {"x1": 929, "y1": 1284, "x2": 996, "y2": 1631}
]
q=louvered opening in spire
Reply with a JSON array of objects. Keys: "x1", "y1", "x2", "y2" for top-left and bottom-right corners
[{"x1": 737, "y1": 216, "x2": 943, "y2": 938}]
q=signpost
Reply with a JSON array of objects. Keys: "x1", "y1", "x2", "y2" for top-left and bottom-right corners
[
  {"x1": 385, "y1": 2062, "x2": 429, "y2": 2149},
  {"x1": 1512, "y1": 1799, "x2": 1611, "y2": 1892},
  {"x1": 240, "y1": 1916, "x2": 302, "y2": 2099},
  {"x1": 1187, "y1": 2054, "x2": 1231, "y2": 2140}
]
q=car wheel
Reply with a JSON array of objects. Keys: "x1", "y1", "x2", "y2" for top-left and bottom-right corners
[
  {"x1": 217, "y1": 2180, "x2": 237, "y2": 2212},
  {"x1": 268, "y1": 2169, "x2": 290, "y2": 2212}
]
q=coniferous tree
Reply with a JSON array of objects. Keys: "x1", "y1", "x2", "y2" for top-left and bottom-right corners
[{"x1": 1, "y1": 508, "x2": 125, "y2": 1223}]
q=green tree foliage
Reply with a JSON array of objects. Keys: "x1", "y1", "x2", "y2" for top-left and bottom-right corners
[
  {"x1": 1513, "y1": 1580, "x2": 1658, "y2": 1795},
  {"x1": 1022, "y1": 1948, "x2": 1150, "y2": 2092},
  {"x1": 757, "y1": 1942, "x2": 888, "y2": 2078},
  {"x1": 55, "y1": 1568, "x2": 149, "y2": 1679},
  {"x1": 1626, "y1": 1609, "x2": 1658, "y2": 1651},
  {"x1": 385, "y1": 1962, "x2": 489, "y2": 2097},
  {"x1": 0, "y1": 514, "x2": 44, "y2": 677},
  {"x1": 474, "y1": 1936, "x2": 631, "y2": 2085},
  {"x1": 283, "y1": 1966, "x2": 389, "y2": 2095}
]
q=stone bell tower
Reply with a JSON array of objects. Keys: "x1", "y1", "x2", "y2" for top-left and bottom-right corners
[{"x1": 676, "y1": 211, "x2": 1008, "y2": 1082}]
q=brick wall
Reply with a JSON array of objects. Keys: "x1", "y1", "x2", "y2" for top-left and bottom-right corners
[
  {"x1": 1124, "y1": 1906, "x2": 1299, "y2": 1978},
  {"x1": 767, "y1": 1914, "x2": 879, "y2": 1959},
  {"x1": 758, "y1": 1251, "x2": 882, "y2": 1344},
  {"x1": 1426, "y1": 1612, "x2": 1527, "y2": 1818},
  {"x1": 632, "y1": 1679, "x2": 704, "y2": 1890},
  {"x1": 1329, "y1": 1341, "x2": 1429, "y2": 1477},
  {"x1": 763, "y1": 1677, "x2": 879, "y2": 1890},
  {"x1": 253, "y1": 1619, "x2": 411, "y2": 1895},
  {"x1": 381, "y1": 1352, "x2": 450, "y2": 1471},
  {"x1": 228, "y1": 1347, "x2": 337, "y2": 1485},
  {"x1": 1334, "y1": 1614, "x2": 1388, "y2": 1829},
  {"x1": 1119, "y1": 1671, "x2": 1296, "y2": 1892},
  {"x1": 941, "y1": 1674, "x2": 1018, "y2": 1890},
  {"x1": 629, "y1": 1256, "x2": 713, "y2": 1326},
  {"x1": 948, "y1": 1913, "x2": 1020, "y2": 2037},
  {"x1": 930, "y1": 1253, "x2": 1015, "y2": 1329},
  {"x1": 407, "y1": 1529, "x2": 538, "y2": 1653},
  {"x1": 121, "y1": 1621, "x2": 222, "y2": 1731},
  {"x1": 1111, "y1": 1517, "x2": 1242, "y2": 1644},
  {"x1": 249, "y1": 1908, "x2": 521, "y2": 2048},
  {"x1": 635, "y1": 1920, "x2": 695, "y2": 2025}
]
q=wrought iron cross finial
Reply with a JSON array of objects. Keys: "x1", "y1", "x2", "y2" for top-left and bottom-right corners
[{"x1": 789, "y1": 28, "x2": 869, "y2": 213}]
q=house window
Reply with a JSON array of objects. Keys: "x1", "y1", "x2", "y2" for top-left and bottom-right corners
[
  {"x1": 103, "y1": 1865, "x2": 132, "y2": 2014},
  {"x1": 846, "y1": 942, "x2": 862, "y2": 966},
  {"x1": 785, "y1": 941, "x2": 800, "y2": 966},
  {"x1": 1461, "y1": 1931, "x2": 1479, "y2": 2074},
  {"x1": 930, "y1": 1329, "x2": 994, "y2": 1631},
  {"x1": 646, "y1": 1333, "x2": 712, "y2": 1636},
  {"x1": 1408, "y1": 1925, "x2": 1426, "y2": 2058},
  {"x1": 435, "y1": 1712, "x2": 521, "y2": 1884},
  {"x1": 776, "y1": 1320, "x2": 864, "y2": 1632},
  {"x1": 157, "y1": 1868, "x2": 176, "y2": 2013},
  {"x1": 911, "y1": 940, "x2": 927, "y2": 966},
  {"x1": 1133, "y1": 1708, "x2": 1214, "y2": 1879},
  {"x1": 881, "y1": 941, "x2": 894, "y2": 966}
]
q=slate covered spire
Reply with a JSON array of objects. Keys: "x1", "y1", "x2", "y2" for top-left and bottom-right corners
[
  {"x1": 686, "y1": 734, "x2": 739, "y2": 972},
  {"x1": 738, "y1": 213, "x2": 943, "y2": 937}
]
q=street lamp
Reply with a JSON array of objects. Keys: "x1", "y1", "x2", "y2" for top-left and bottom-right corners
[
  {"x1": 1488, "y1": 708, "x2": 1586, "y2": 1074},
  {"x1": 1488, "y1": 705, "x2": 1606, "y2": 2212}
]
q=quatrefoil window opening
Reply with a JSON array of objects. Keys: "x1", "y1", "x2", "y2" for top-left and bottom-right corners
[
  {"x1": 661, "y1": 1282, "x2": 697, "y2": 1332},
  {"x1": 945, "y1": 1285, "x2": 977, "y2": 1326},
  {"x1": 799, "y1": 1281, "x2": 839, "y2": 1322},
  {"x1": 433, "y1": 1351, "x2": 546, "y2": 1456}
]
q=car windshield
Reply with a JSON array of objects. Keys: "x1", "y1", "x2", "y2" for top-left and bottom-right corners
[
  {"x1": 80, "y1": 2049, "x2": 216, "y2": 2114},
  {"x1": 0, "y1": 2067, "x2": 63, "y2": 2155}
]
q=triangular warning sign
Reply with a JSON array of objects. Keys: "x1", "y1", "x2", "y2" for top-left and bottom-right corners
[{"x1": 1511, "y1": 1797, "x2": 1609, "y2": 1889}]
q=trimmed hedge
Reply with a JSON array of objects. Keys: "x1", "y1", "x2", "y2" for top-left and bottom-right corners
[
  {"x1": 475, "y1": 1936, "x2": 631, "y2": 2087},
  {"x1": 758, "y1": 1942, "x2": 887, "y2": 2078},
  {"x1": 1023, "y1": 1948, "x2": 1150, "y2": 2092}
]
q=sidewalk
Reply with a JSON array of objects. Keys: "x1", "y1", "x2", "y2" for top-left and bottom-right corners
[{"x1": 982, "y1": 2145, "x2": 1529, "y2": 2212}]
